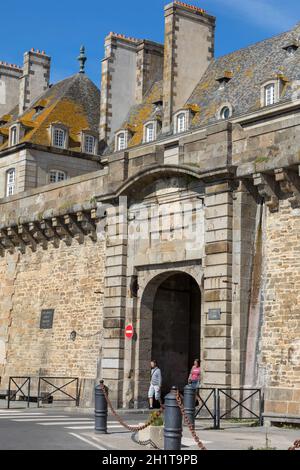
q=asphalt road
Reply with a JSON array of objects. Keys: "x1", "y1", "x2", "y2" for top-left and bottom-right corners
[{"x1": 0, "y1": 406, "x2": 126, "y2": 450}]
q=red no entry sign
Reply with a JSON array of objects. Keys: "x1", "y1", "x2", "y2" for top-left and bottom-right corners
[{"x1": 125, "y1": 324, "x2": 134, "y2": 339}]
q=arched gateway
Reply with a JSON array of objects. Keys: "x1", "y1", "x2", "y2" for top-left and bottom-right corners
[{"x1": 134, "y1": 269, "x2": 203, "y2": 406}]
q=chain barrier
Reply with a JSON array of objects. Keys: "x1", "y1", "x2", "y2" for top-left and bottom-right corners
[
  {"x1": 131, "y1": 431, "x2": 161, "y2": 449},
  {"x1": 288, "y1": 440, "x2": 300, "y2": 451},
  {"x1": 100, "y1": 382, "x2": 164, "y2": 432},
  {"x1": 175, "y1": 390, "x2": 207, "y2": 450}
]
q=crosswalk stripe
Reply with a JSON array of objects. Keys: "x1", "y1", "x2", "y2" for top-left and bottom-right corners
[
  {"x1": 12, "y1": 416, "x2": 69, "y2": 422},
  {"x1": 0, "y1": 414, "x2": 46, "y2": 419},
  {"x1": 39, "y1": 421, "x2": 94, "y2": 426},
  {"x1": 65, "y1": 426, "x2": 94, "y2": 430},
  {"x1": 69, "y1": 433, "x2": 107, "y2": 450}
]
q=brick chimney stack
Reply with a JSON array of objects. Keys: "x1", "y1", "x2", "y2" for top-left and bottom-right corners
[
  {"x1": 162, "y1": 1, "x2": 216, "y2": 132},
  {"x1": 19, "y1": 49, "x2": 51, "y2": 115}
]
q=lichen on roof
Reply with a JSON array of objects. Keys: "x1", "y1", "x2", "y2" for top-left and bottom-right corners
[
  {"x1": 186, "y1": 22, "x2": 300, "y2": 127},
  {"x1": 0, "y1": 73, "x2": 100, "y2": 152}
]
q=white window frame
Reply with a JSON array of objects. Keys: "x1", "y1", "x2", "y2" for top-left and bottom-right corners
[
  {"x1": 217, "y1": 103, "x2": 233, "y2": 120},
  {"x1": 49, "y1": 169, "x2": 67, "y2": 184},
  {"x1": 265, "y1": 83, "x2": 275, "y2": 106},
  {"x1": 51, "y1": 126, "x2": 68, "y2": 149},
  {"x1": 6, "y1": 168, "x2": 16, "y2": 197},
  {"x1": 115, "y1": 130, "x2": 128, "y2": 152},
  {"x1": 83, "y1": 134, "x2": 96, "y2": 154},
  {"x1": 143, "y1": 121, "x2": 157, "y2": 143},
  {"x1": 261, "y1": 80, "x2": 281, "y2": 108},
  {"x1": 173, "y1": 110, "x2": 189, "y2": 134},
  {"x1": 9, "y1": 125, "x2": 19, "y2": 146}
]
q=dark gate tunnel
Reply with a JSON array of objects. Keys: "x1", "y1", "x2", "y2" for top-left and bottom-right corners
[{"x1": 151, "y1": 273, "x2": 201, "y2": 397}]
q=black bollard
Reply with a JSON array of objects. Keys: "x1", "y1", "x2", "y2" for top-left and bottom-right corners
[
  {"x1": 184, "y1": 384, "x2": 196, "y2": 428},
  {"x1": 95, "y1": 380, "x2": 108, "y2": 434},
  {"x1": 164, "y1": 386, "x2": 182, "y2": 450}
]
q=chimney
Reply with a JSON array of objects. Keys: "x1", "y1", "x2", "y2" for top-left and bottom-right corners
[
  {"x1": 162, "y1": 1, "x2": 216, "y2": 132},
  {"x1": 99, "y1": 33, "x2": 139, "y2": 145},
  {"x1": 19, "y1": 49, "x2": 51, "y2": 115},
  {"x1": 135, "y1": 40, "x2": 164, "y2": 103},
  {"x1": 0, "y1": 62, "x2": 23, "y2": 116}
]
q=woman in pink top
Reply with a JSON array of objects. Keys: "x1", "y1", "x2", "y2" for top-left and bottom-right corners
[{"x1": 188, "y1": 359, "x2": 201, "y2": 390}]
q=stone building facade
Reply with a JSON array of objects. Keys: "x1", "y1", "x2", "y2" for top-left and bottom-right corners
[{"x1": 0, "y1": 1, "x2": 300, "y2": 420}]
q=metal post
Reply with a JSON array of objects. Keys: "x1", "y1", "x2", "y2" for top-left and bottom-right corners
[
  {"x1": 184, "y1": 384, "x2": 196, "y2": 428},
  {"x1": 27, "y1": 378, "x2": 31, "y2": 409},
  {"x1": 164, "y1": 386, "x2": 182, "y2": 450},
  {"x1": 7, "y1": 378, "x2": 11, "y2": 410},
  {"x1": 213, "y1": 388, "x2": 217, "y2": 429},
  {"x1": 259, "y1": 390, "x2": 264, "y2": 426},
  {"x1": 76, "y1": 379, "x2": 79, "y2": 407},
  {"x1": 216, "y1": 389, "x2": 220, "y2": 430},
  {"x1": 95, "y1": 380, "x2": 108, "y2": 434}
]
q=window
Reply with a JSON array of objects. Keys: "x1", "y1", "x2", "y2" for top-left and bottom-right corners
[
  {"x1": 84, "y1": 134, "x2": 95, "y2": 154},
  {"x1": 117, "y1": 132, "x2": 126, "y2": 151},
  {"x1": 49, "y1": 170, "x2": 67, "y2": 184},
  {"x1": 145, "y1": 123, "x2": 155, "y2": 143},
  {"x1": 52, "y1": 128, "x2": 66, "y2": 148},
  {"x1": 177, "y1": 113, "x2": 186, "y2": 133},
  {"x1": 6, "y1": 169, "x2": 15, "y2": 197},
  {"x1": 265, "y1": 83, "x2": 275, "y2": 106},
  {"x1": 220, "y1": 106, "x2": 231, "y2": 120},
  {"x1": 10, "y1": 126, "x2": 18, "y2": 146}
]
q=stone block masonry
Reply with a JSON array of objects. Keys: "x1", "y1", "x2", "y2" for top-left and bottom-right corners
[{"x1": 0, "y1": 236, "x2": 105, "y2": 405}]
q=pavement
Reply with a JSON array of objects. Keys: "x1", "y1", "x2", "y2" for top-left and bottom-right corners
[{"x1": 0, "y1": 404, "x2": 299, "y2": 450}]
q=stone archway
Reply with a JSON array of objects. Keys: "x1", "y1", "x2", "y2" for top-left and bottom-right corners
[{"x1": 135, "y1": 268, "x2": 202, "y2": 405}]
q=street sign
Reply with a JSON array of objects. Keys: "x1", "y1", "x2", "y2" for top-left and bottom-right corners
[{"x1": 125, "y1": 324, "x2": 134, "y2": 339}]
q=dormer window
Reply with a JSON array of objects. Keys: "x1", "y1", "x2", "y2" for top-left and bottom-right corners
[
  {"x1": 174, "y1": 110, "x2": 189, "y2": 134},
  {"x1": 115, "y1": 130, "x2": 128, "y2": 152},
  {"x1": 143, "y1": 120, "x2": 158, "y2": 144},
  {"x1": 283, "y1": 42, "x2": 299, "y2": 55},
  {"x1": 84, "y1": 134, "x2": 96, "y2": 154},
  {"x1": 10, "y1": 125, "x2": 18, "y2": 146},
  {"x1": 265, "y1": 83, "x2": 275, "y2": 106},
  {"x1": 261, "y1": 79, "x2": 282, "y2": 108},
  {"x1": 6, "y1": 168, "x2": 15, "y2": 197},
  {"x1": 177, "y1": 113, "x2": 186, "y2": 133},
  {"x1": 51, "y1": 125, "x2": 68, "y2": 149},
  {"x1": 216, "y1": 71, "x2": 233, "y2": 90},
  {"x1": 53, "y1": 128, "x2": 66, "y2": 148}
]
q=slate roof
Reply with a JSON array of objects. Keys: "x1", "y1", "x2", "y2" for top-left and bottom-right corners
[
  {"x1": 117, "y1": 21, "x2": 300, "y2": 149},
  {"x1": 0, "y1": 73, "x2": 100, "y2": 153},
  {"x1": 187, "y1": 22, "x2": 300, "y2": 128}
]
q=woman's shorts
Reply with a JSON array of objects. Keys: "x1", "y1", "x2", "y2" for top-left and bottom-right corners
[
  {"x1": 190, "y1": 380, "x2": 200, "y2": 390},
  {"x1": 148, "y1": 384, "x2": 161, "y2": 400}
]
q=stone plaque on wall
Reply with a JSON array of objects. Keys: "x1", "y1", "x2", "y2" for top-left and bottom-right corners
[
  {"x1": 208, "y1": 308, "x2": 221, "y2": 320},
  {"x1": 40, "y1": 309, "x2": 54, "y2": 329}
]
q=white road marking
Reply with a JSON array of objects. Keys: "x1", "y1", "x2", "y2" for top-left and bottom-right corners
[
  {"x1": 39, "y1": 421, "x2": 94, "y2": 426},
  {"x1": 182, "y1": 437, "x2": 212, "y2": 446},
  {"x1": 65, "y1": 425, "x2": 94, "y2": 430},
  {"x1": 69, "y1": 432, "x2": 108, "y2": 450},
  {"x1": 0, "y1": 413, "x2": 46, "y2": 419},
  {"x1": 66, "y1": 424, "x2": 124, "y2": 430},
  {"x1": 12, "y1": 416, "x2": 69, "y2": 422}
]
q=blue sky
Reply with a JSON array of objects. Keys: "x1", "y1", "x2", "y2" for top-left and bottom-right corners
[{"x1": 1, "y1": 0, "x2": 300, "y2": 86}]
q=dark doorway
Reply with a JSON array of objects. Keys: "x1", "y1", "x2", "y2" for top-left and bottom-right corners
[{"x1": 151, "y1": 273, "x2": 201, "y2": 398}]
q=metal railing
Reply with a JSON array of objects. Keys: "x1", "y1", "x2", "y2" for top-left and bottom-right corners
[
  {"x1": 37, "y1": 377, "x2": 79, "y2": 407},
  {"x1": 194, "y1": 387, "x2": 218, "y2": 429},
  {"x1": 217, "y1": 388, "x2": 264, "y2": 428},
  {"x1": 195, "y1": 387, "x2": 263, "y2": 429},
  {"x1": 8, "y1": 377, "x2": 31, "y2": 409}
]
